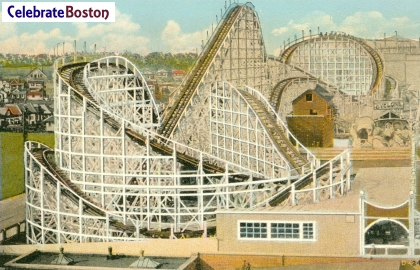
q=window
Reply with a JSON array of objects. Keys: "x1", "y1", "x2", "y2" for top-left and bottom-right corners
[
  {"x1": 306, "y1": 93, "x2": 313, "y2": 101},
  {"x1": 271, "y1": 223, "x2": 299, "y2": 239},
  {"x1": 239, "y1": 222, "x2": 267, "y2": 239},
  {"x1": 310, "y1": 109, "x2": 318, "y2": 115},
  {"x1": 239, "y1": 221, "x2": 316, "y2": 241},
  {"x1": 303, "y1": 223, "x2": 314, "y2": 239}
]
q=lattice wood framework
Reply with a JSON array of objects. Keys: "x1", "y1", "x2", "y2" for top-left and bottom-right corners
[
  {"x1": 24, "y1": 3, "x2": 354, "y2": 245},
  {"x1": 84, "y1": 57, "x2": 161, "y2": 129},
  {"x1": 165, "y1": 3, "x2": 270, "y2": 150},
  {"x1": 281, "y1": 35, "x2": 382, "y2": 95},
  {"x1": 26, "y1": 55, "x2": 314, "y2": 244}
]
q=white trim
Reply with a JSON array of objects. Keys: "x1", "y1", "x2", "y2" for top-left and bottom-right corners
[
  {"x1": 217, "y1": 210, "x2": 360, "y2": 215},
  {"x1": 363, "y1": 218, "x2": 409, "y2": 234},
  {"x1": 237, "y1": 219, "x2": 317, "y2": 242}
]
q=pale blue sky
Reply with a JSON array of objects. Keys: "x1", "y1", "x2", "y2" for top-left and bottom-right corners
[{"x1": 1, "y1": 0, "x2": 420, "y2": 55}]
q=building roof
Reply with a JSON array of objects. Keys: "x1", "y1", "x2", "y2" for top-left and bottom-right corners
[
  {"x1": 377, "y1": 111, "x2": 402, "y2": 120},
  {"x1": 43, "y1": 116, "x2": 54, "y2": 123},
  {"x1": 27, "y1": 91, "x2": 42, "y2": 96},
  {"x1": 293, "y1": 84, "x2": 335, "y2": 107},
  {"x1": 27, "y1": 67, "x2": 47, "y2": 78},
  {"x1": 0, "y1": 107, "x2": 9, "y2": 116},
  {"x1": 19, "y1": 103, "x2": 37, "y2": 114},
  {"x1": 172, "y1": 70, "x2": 185, "y2": 75},
  {"x1": 157, "y1": 69, "x2": 170, "y2": 73},
  {"x1": 5, "y1": 104, "x2": 22, "y2": 116},
  {"x1": 13, "y1": 90, "x2": 26, "y2": 95},
  {"x1": 28, "y1": 80, "x2": 45, "y2": 83},
  {"x1": 9, "y1": 80, "x2": 24, "y2": 86},
  {"x1": 4, "y1": 251, "x2": 188, "y2": 269},
  {"x1": 40, "y1": 104, "x2": 52, "y2": 114}
]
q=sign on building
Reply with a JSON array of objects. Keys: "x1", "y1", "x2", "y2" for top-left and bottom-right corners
[{"x1": 373, "y1": 100, "x2": 404, "y2": 110}]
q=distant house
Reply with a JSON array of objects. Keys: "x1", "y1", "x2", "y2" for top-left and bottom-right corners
[
  {"x1": 27, "y1": 91, "x2": 43, "y2": 101},
  {"x1": 286, "y1": 85, "x2": 335, "y2": 148},
  {"x1": 156, "y1": 69, "x2": 172, "y2": 78},
  {"x1": 12, "y1": 90, "x2": 27, "y2": 102},
  {"x1": 43, "y1": 116, "x2": 54, "y2": 132},
  {"x1": 0, "y1": 90, "x2": 8, "y2": 104},
  {"x1": 142, "y1": 70, "x2": 155, "y2": 80},
  {"x1": 0, "y1": 107, "x2": 11, "y2": 126},
  {"x1": 26, "y1": 67, "x2": 47, "y2": 91},
  {"x1": 19, "y1": 103, "x2": 53, "y2": 126},
  {"x1": 9, "y1": 79, "x2": 24, "y2": 91},
  {"x1": 172, "y1": 70, "x2": 185, "y2": 77},
  {"x1": 3, "y1": 104, "x2": 22, "y2": 125}
]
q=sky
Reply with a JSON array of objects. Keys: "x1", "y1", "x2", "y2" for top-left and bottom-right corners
[{"x1": 1, "y1": 0, "x2": 420, "y2": 56}]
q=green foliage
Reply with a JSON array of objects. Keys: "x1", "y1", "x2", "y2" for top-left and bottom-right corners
[
  {"x1": 1, "y1": 52, "x2": 197, "y2": 72},
  {"x1": 125, "y1": 52, "x2": 198, "y2": 72},
  {"x1": 27, "y1": 133, "x2": 55, "y2": 148},
  {"x1": 1, "y1": 132, "x2": 54, "y2": 200},
  {"x1": 0, "y1": 58, "x2": 54, "y2": 68},
  {"x1": 1, "y1": 133, "x2": 24, "y2": 200}
]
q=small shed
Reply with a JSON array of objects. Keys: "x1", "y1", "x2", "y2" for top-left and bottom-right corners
[{"x1": 286, "y1": 85, "x2": 335, "y2": 148}]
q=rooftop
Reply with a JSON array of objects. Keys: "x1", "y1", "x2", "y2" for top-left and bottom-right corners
[
  {"x1": 6, "y1": 250, "x2": 190, "y2": 269},
  {"x1": 217, "y1": 166, "x2": 411, "y2": 214}
]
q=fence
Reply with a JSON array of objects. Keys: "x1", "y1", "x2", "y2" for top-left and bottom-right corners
[{"x1": 0, "y1": 221, "x2": 25, "y2": 244}]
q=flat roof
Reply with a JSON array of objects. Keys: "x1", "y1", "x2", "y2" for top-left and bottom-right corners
[
  {"x1": 217, "y1": 167, "x2": 411, "y2": 215},
  {"x1": 10, "y1": 252, "x2": 188, "y2": 269}
]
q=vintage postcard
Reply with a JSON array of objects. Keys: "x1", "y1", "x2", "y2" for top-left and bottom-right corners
[{"x1": 0, "y1": 0, "x2": 419, "y2": 269}]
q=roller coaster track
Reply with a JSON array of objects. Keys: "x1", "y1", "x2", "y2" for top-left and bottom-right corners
[
  {"x1": 357, "y1": 39, "x2": 383, "y2": 93},
  {"x1": 384, "y1": 76, "x2": 397, "y2": 99},
  {"x1": 30, "y1": 148, "x2": 131, "y2": 232},
  {"x1": 32, "y1": 149, "x2": 105, "y2": 217},
  {"x1": 59, "y1": 63, "x2": 226, "y2": 175},
  {"x1": 61, "y1": 62, "x2": 328, "y2": 210},
  {"x1": 268, "y1": 159, "x2": 341, "y2": 207},
  {"x1": 158, "y1": 5, "x2": 243, "y2": 138},
  {"x1": 238, "y1": 90, "x2": 307, "y2": 169},
  {"x1": 279, "y1": 35, "x2": 383, "y2": 93},
  {"x1": 269, "y1": 77, "x2": 298, "y2": 110}
]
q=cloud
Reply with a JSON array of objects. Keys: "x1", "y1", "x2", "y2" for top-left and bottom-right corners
[
  {"x1": 0, "y1": 9, "x2": 149, "y2": 55},
  {"x1": 271, "y1": 11, "x2": 420, "y2": 54},
  {"x1": 0, "y1": 12, "x2": 17, "y2": 39},
  {"x1": 161, "y1": 20, "x2": 207, "y2": 53},
  {"x1": 0, "y1": 14, "x2": 69, "y2": 55},
  {"x1": 272, "y1": 27, "x2": 288, "y2": 36}
]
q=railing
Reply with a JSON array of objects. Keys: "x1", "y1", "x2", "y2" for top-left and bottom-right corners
[
  {"x1": 278, "y1": 31, "x2": 364, "y2": 61},
  {"x1": 25, "y1": 141, "x2": 144, "y2": 242},
  {"x1": 243, "y1": 85, "x2": 318, "y2": 173},
  {"x1": 166, "y1": 1, "x2": 258, "y2": 118},
  {"x1": 82, "y1": 56, "x2": 162, "y2": 127},
  {"x1": 253, "y1": 149, "x2": 351, "y2": 208},
  {"x1": 364, "y1": 244, "x2": 409, "y2": 257},
  {"x1": 0, "y1": 221, "x2": 25, "y2": 244},
  {"x1": 292, "y1": 149, "x2": 351, "y2": 205}
]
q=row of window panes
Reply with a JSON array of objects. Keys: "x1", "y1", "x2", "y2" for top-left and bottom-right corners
[{"x1": 239, "y1": 222, "x2": 314, "y2": 240}]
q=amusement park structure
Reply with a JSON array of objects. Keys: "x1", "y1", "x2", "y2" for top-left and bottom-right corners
[{"x1": 23, "y1": 2, "x2": 419, "y2": 258}]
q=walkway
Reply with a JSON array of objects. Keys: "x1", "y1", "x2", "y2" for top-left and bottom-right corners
[{"x1": 0, "y1": 194, "x2": 25, "y2": 230}]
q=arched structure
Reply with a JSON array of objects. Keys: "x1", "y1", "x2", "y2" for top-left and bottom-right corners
[{"x1": 280, "y1": 34, "x2": 383, "y2": 95}]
